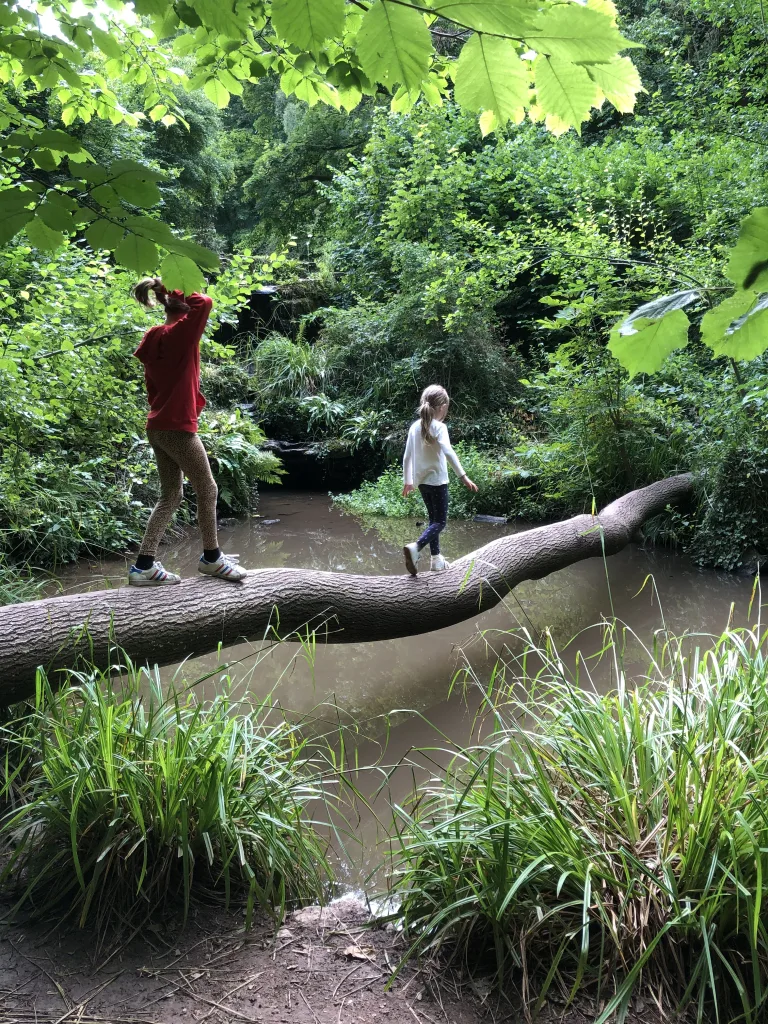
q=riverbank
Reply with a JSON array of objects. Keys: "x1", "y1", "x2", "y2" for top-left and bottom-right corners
[{"x1": 0, "y1": 894, "x2": 668, "y2": 1024}]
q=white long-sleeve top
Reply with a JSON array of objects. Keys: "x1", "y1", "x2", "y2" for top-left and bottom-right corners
[{"x1": 402, "y1": 419, "x2": 466, "y2": 487}]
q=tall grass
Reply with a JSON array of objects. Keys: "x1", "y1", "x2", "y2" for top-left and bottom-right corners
[
  {"x1": 387, "y1": 625, "x2": 768, "y2": 1023},
  {"x1": 0, "y1": 664, "x2": 333, "y2": 938}
]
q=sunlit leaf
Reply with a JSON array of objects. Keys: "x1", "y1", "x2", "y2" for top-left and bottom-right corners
[
  {"x1": 356, "y1": 1, "x2": 432, "y2": 96},
  {"x1": 453, "y1": 35, "x2": 528, "y2": 128},
  {"x1": 429, "y1": 0, "x2": 540, "y2": 35},
  {"x1": 529, "y1": 4, "x2": 639, "y2": 63},
  {"x1": 619, "y1": 290, "x2": 701, "y2": 331},
  {"x1": 272, "y1": 0, "x2": 345, "y2": 53},
  {"x1": 204, "y1": 77, "x2": 230, "y2": 108},
  {"x1": 608, "y1": 309, "x2": 690, "y2": 377},
  {"x1": 533, "y1": 55, "x2": 600, "y2": 135},
  {"x1": 160, "y1": 252, "x2": 205, "y2": 293},
  {"x1": 726, "y1": 208, "x2": 768, "y2": 291},
  {"x1": 701, "y1": 291, "x2": 768, "y2": 362},
  {"x1": 585, "y1": 56, "x2": 643, "y2": 112}
]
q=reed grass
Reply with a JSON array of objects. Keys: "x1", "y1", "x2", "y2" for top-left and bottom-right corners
[
  {"x1": 0, "y1": 662, "x2": 333, "y2": 938},
  {"x1": 387, "y1": 625, "x2": 768, "y2": 1023}
]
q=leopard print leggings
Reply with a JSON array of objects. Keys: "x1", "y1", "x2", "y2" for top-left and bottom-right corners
[{"x1": 138, "y1": 430, "x2": 218, "y2": 558}]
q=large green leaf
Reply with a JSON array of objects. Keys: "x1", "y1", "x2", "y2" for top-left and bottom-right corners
[
  {"x1": 356, "y1": 1, "x2": 432, "y2": 96},
  {"x1": 36, "y1": 202, "x2": 75, "y2": 234},
  {"x1": 453, "y1": 35, "x2": 528, "y2": 128},
  {"x1": 204, "y1": 77, "x2": 231, "y2": 109},
  {"x1": 26, "y1": 217, "x2": 65, "y2": 251},
  {"x1": 726, "y1": 208, "x2": 768, "y2": 291},
  {"x1": 111, "y1": 171, "x2": 162, "y2": 209},
  {"x1": 429, "y1": 0, "x2": 541, "y2": 35},
  {"x1": 585, "y1": 56, "x2": 643, "y2": 112},
  {"x1": 608, "y1": 309, "x2": 690, "y2": 378},
  {"x1": 0, "y1": 209, "x2": 33, "y2": 246},
  {"x1": 619, "y1": 290, "x2": 701, "y2": 330},
  {"x1": 700, "y1": 291, "x2": 768, "y2": 362},
  {"x1": 190, "y1": 0, "x2": 244, "y2": 38},
  {"x1": 85, "y1": 219, "x2": 126, "y2": 251},
  {"x1": 160, "y1": 253, "x2": 205, "y2": 293},
  {"x1": 529, "y1": 4, "x2": 638, "y2": 64},
  {"x1": 271, "y1": 0, "x2": 345, "y2": 53},
  {"x1": 114, "y1": 234, "x2": 159, "y2": 273},
  {"x1": 533, "y1": 55, "x2": 600, "y2": 135}
]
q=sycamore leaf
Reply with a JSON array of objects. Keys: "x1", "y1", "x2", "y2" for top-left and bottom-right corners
[
  {"x1": 429, "y1": 0, "x2": 541, "y2": 36},
  {"x1": 356, "y1": 1, "x2": 432, "y2": 95},
  {"x1": 114, "y1": 234, "x2": 158, "y2": 273},
  {"x1": 160, "y1": 252, "x2": 205, "y2": 293},
  {"x1": 26, "y1": 217, "x2": 65, "y2": 251},
  {"x1": 453, "y1": 35, "x2": 528, "y2": 127},
  {"x1": 700, "y1": 291, "x2": 768, "y2": 362},
  {"x1": 85, "y1": 218, "x2": 126, "y2": 251},
  {"x1": 726, "y1": 208, "x2": 768, "y2": 291},
  {"x1": 533, "y1": 55, "x2": 600, "y2": 135},
  {"x1": 528, "y1": 4, "x2": 639, "y2": 64},
  {"x1": 271, "y1": 0, "x2": 345, "y2": 53},
  {"x1": 608, "y1": 309, "x2": 690, "y2": 378},
  {"x1": 585, "y1": 56, "x2": 643, "y2": 113}
]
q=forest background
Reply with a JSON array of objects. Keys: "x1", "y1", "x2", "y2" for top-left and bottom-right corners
[{"x1": 2, "y1": 0, "x2": 768, "y2": 593}]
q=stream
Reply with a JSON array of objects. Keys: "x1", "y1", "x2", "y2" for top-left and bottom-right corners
[{"x1": 55, "y1": 491, "x2": 759, "y2": 886}]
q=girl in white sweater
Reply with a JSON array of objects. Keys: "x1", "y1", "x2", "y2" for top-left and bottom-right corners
[{"x1": 401, "y1": 385, "x2": 477, "y2": 574}]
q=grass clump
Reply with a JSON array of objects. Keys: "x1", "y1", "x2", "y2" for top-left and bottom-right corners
[
  {"x1": 0, "y1": 666, "x2": 332, "y2": 937},
  {"x1": 387, "y1": 626, "x2": 768, "y2": 1023}
]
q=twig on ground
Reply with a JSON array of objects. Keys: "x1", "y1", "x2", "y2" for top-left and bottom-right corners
[
  {"x1": 298, "y1": 988, "x2": 321, "y2": 1024},
  {"x1": 196, "y1": 971, "x2": 263, "y2": 1023}
]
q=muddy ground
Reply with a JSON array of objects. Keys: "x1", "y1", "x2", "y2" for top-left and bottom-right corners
[{"x1": 0, "y1": 895, "x2": 670, "y2": 1024}]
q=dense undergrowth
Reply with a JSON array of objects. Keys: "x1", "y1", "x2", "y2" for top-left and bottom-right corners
[{"x1": 387, "y1": 624, "x2": 768, "y2": 1022}]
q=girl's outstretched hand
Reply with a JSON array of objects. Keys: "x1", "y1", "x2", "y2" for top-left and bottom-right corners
[
  {"x1": 461, "y1": 475, "x2": 478, "y2": 492},
  {"x1": 402, "y1": 483, "x2": 415, "y2": 497}
]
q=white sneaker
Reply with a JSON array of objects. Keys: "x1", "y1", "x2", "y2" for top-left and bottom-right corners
[
  {"x1": 430, "y1": 554, "x2": 450, "y2": 571},
  {"x1": 128, "y1": 562, "x2": 181, "y2": 586},
  {"x1": 198, "y1": 553, "x2": 248, "y2": 581},
  {"x1": 403, "y1": 542, "x2": 421, "y2": 576}
]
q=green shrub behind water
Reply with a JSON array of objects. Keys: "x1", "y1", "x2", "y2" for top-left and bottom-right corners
[{"x1": 333, "y1": 443, "x2": 523, "y2": 520}]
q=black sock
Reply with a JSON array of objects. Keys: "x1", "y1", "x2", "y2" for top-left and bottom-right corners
[
  {"x1": 135, "y1": 554, "x2": 154, "y2": 571},
  {"x1": 203, "y1": 547, "x2": 221, "y2": 563}
]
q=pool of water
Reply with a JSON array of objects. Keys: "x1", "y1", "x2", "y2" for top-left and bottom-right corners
[{"x1": 55, "y1": 491, "x2": 758, "y2": 884}]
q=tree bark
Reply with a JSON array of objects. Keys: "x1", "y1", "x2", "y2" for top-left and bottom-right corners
[{"x1": 0, "y1": 474, "x2": 693, "y2": 704}]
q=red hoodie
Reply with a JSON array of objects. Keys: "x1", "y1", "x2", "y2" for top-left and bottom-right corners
[{"x1": 134, "y1": 291, "x2": 213, "y2": 433}]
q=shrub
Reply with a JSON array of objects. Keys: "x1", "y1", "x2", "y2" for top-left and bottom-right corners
[
  {"x1": 198, "y1": 409, "x2": 284, "y2": 512},
  {"x1": 387, "y1": 626, "x2": 768, "y2": 1022},
  {"x1": 333, "y1": 443, "x2": 523, "y2": 520},
  {"x1": 0, "y1": 666, "x2": 332, "y2": 937}
]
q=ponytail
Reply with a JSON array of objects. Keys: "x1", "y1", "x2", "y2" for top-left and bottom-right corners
[
  {"x1": 133, "y1": 277, "x2": 190, "y2": 314},
  {"x1": 418, "y1": 384, "x2": 450, "y2": 444}
]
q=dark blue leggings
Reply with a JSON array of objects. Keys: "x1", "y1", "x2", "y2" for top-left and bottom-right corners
[{"x1": 417, "y1": 484, "x2": 449, "y2": 556}]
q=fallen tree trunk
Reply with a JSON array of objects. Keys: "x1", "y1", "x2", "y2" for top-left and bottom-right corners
[{"x1": 0, "y1": 474, "x2": 693, "y2": 703}]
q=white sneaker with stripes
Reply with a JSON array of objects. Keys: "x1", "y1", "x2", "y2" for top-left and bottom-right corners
[
  {"x1": 128, "y1": 562, "x2": 181, "y2": 586},
  {"x1": 198, "y1": 553, "x2": 248, "y2": 581}
]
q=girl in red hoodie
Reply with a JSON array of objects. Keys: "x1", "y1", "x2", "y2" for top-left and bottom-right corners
[{"x1": 129, "y1": 277, "x2": 247, "y2": 585}]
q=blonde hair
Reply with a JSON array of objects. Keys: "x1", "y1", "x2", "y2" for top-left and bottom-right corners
[{"x1": 419, "y1": 384, "x2": 449, "y2": 444}]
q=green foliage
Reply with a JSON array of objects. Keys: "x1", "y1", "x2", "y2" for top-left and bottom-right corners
[
  {"x1": 0, "y1": 558, "x2": 52, "y2": 606},
  {"x1": 0, "y1": 666, "x2": 332, "y2": 936},
  {"x1": 0, "y1": 243, "x2": 282, "y2": 565},
  {"x1": 334, "y1": 443, "x2": 521, "y2": 520},
  {"x1": 388, "y1": 625, "x2": 768, "y2": 1022},
  {"x1": 199, "y1": 409, "x2": 285, "y2": 512}
]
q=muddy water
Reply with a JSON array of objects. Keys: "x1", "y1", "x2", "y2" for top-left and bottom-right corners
[{"x1": 58, "y1": 492, "x2": 758, "y2": 883}]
